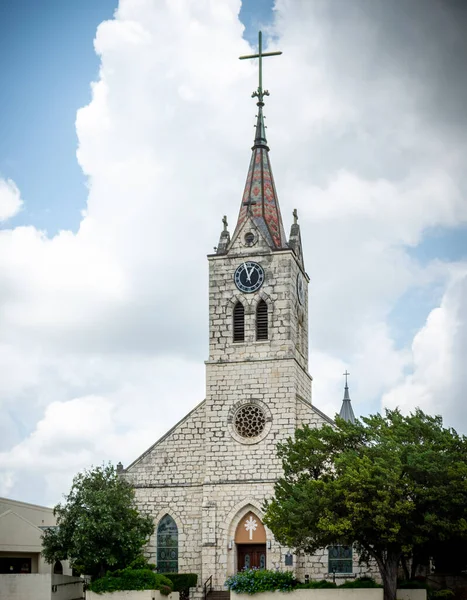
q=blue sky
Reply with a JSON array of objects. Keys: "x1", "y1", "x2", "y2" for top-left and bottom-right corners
[{"x1": 0, "y1": 0, "x2": 274, "y2": 235}]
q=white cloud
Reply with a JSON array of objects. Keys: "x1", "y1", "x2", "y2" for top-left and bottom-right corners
[
  {"x1": 0, "y1": 0, "x2": 466, "y2": 505},
  {"x1": 0, "y1": 179, "x2": 22, "y2": 222},
  {"x1": 383, "y1": 265, "x2": 467, "y2": 431}
]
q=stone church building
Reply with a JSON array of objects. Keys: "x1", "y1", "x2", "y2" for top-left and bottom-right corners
[{"x1": 122, "y1": 75, "x2": 362, "y2": 589}]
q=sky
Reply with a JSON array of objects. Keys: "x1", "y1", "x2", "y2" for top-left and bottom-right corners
[{"x1": 0, "y1": 0, "x2": 466, "y2": 507}]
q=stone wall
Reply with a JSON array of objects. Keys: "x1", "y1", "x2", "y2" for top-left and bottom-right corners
[
  {"x1": 232, "y1": 591, "x2": 383, "y2": 600},
  {"x1": 232, "y1": 590, "x2": 426, "y2": 600},
  {"x1": 86, "y1": 591, "x2": 180, "y2": 600}
]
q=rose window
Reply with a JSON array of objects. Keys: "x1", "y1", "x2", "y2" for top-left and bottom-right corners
[{"x1": 234, "y1": 404, "x2": 266, "y2": 438}]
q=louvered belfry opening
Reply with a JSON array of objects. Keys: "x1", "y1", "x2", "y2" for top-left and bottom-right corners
[
  {"x1": 256, "y1": 299, "x2": 268, "y2": 340},
  {"x1": 233, "y1": 302, "x2": 245, "y2": 342}
]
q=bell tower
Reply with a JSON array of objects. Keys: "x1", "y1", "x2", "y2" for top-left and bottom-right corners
[
  {"x1": 207, "y1": 31, "x2": 309, "y2": 374},
  {"x1": 202, "y1": 33, "x2": 313, "y2": 586}
]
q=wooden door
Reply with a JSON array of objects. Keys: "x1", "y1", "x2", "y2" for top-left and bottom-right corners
[{"x1": 237, "y1": 544, "x2": 266, "y2": 571}]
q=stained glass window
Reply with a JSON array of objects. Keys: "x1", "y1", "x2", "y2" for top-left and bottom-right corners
[
  {"x1": 234, "y1": 405, "x2": 266, "y2": 438},
  {"x1": 328, "y1": 545, "x2": 352, "y2": 574},
  {"x1": 157, "y1": 514, "x2": 178, "y2": 573}
]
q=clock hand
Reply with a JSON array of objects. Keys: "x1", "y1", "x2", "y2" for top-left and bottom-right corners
[{"x1": 243, "y1": 262, "x2": 251, "y2": 282}]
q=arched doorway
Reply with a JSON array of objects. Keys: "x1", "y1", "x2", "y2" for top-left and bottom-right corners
[{"x1": 235, "y1": 511, "x2": 266, "y2": 571}]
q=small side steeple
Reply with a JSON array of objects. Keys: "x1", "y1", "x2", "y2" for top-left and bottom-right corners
[
  {"x1": 339, "y1": 370, "x2": 355, "y2": 423},
  {"x1": 216, "y1": 215, "x2": 230, "y2": 255},
  {"x1": 288, "y1": 208, "x2": 305, "y2": 268}
]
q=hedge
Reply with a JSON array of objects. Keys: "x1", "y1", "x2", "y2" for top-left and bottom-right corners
[
  {"x1": 89, "y1": 568, "x2": 173, "y2": 594},
  {"x1": 160, "y1": 573, "x2": 198, "y2": 591},
  {"x1": 225, "y1": 569, "x2": 296, "y2": 594}
]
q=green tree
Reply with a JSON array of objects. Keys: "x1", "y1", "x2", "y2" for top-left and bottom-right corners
[
  {"x1": 263, "y1": 409, "x2": 467, "y2": 600},
  {"x1": 42, "y1": 463, "x2": 154, "y2": 579}
]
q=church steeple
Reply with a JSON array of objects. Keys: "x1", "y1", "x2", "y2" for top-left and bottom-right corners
[
  {"x1": 339, "y1": 371, "x2": 356, "y2": 423},
  {"x1": 228, "y1": 32, "x2": 287, "y2": 251}
]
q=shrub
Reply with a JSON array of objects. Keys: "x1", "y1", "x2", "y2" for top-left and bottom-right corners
[
  {"x1": 161, "y1": 573, "x2": 198, "y2": 600},
  {"x1": 340, "y1": 577, "x2": 382, "y2": 589},
  {"x1": 225, "y1": 569, "x2": 296, "y2": 594},
  {"x1": 128, "y1": 556, "x2": 156, "y2": 570},
  {"x1": 159, "y1": 573, "x2": 198, "y2": 591},
  {"x1": 432, "y1": 591, "x2": 455, "y2": 600},
  {"x1": 297, "y1": 580, "x2": 337, "y2": 589},
  {"x1": 89, "y1": 568, "x2": 173, "y2": 594}
]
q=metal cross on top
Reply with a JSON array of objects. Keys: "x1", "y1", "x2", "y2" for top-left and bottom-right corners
[
  {"x1": 239, "y1": 31, "x2": 282, "y2": 103},
  {"x1": 343, "y1": 370, "x2": 350, "y2": 386}
]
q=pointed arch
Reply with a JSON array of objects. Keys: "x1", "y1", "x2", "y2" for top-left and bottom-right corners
[
  {"x1": 157, "y1": 513, "x2": 178, "y2": 573},
  {"x1": 235, "y1": 511, "x2": 267, "y2": 544},
  {"x1": 226, "y1": 500, "x2": 268, "y2": 540},
  {"x1": 53, "y1": 560, "x2": 63, "y2": 575},
  {"x1": 233, "y1": 301, "x2": 245, "y2": 342},
  {"x1": 256, "y1": 299, "x2": 268, "y2": 340}
]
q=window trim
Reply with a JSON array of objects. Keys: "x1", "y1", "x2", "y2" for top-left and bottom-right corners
[
  {"x1": 233, "y1": 301, "x2": 245, "y2": 342},
  {"x1": 256, "y1": 299, "x2": 268, "y2": 341},
  {"x1": 328, "y1": 544, "x2": 353, "y2": 575},
  {"x1": 157, "y1": 514, "x2": 179, "y2": 573}
]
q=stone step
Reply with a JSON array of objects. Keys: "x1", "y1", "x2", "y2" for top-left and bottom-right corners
[{"x1": 207, "y1": 592, "x2": 230, "y2": 600}]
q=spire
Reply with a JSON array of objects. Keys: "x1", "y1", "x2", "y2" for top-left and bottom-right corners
[
  {"x1": 231, "y1": 32, "x2": 287, "y2": 250},
  {"x1": 339, "y1": 370, "x2": 355, "y2": 423},
  {"x1": 253, "y1": 100, "x2": 268, "y2": 149}
]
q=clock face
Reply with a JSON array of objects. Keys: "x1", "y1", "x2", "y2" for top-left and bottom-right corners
[
  {"x1": 234, "y1": 262, "x2": 265, "y2": 293},
  {"x1": 297, "y1": 273, "x2": 305, "y2": 305}
]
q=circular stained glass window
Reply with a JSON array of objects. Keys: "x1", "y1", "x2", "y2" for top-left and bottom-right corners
[{"x1": 234, "y1": 404, "x2": 266, "y2": 438}]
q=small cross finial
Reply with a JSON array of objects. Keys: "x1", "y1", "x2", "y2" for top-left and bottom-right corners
[
  {"x1": 222, "y1": 215, "x2": 228, "y2": 231},
  {"x1": 293, "y1": 208, "x2": 298, "y2": 225},
  {"x1": 239, "y1": 31, "x2": 282, "y2": 105},
  {"x1": 343, "y1": 370, "x2": 350, "y2": 387}
]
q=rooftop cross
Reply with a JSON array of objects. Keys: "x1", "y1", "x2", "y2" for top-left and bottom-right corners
[
  {"x1": 239, "y1": 31, "x2": 282, "y2": 104},
  {"x1": 343, "y1": 370, "x2": 350, "y2": 387}
]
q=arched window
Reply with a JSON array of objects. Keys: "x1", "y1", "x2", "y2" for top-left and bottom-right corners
[
  {"x1": 157, "y1": 514, "x2": 178, "y2": 573},
  {"x1": 233, "y1": 302, "x2": 245, "y2": 342},
  {"x1": 53, "y1": 560, "x2": 63, "y2": 575},
  {"x1": 256, "y1": 300, "x2": 268, "y2": 341}
]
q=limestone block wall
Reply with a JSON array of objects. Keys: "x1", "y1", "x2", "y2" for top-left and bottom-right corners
[
  {"x1": 133, "y1": 485, "x2": 203, "y2": 576},
  {"x1": 205, "y1": 359, "x2": 311, "y2": 483},
  {"x1": 125, "y1": 402, "x2": 206, "y2": 487},
  {"x1": 296, "y1": 399, "x2": 334, "y2": 429},
  {"x1": 208, "y1": 238, "x2": 308, "y2": 374},
  {"x1": 295, "y1": 548, "x2": 381, "y2": 583}
]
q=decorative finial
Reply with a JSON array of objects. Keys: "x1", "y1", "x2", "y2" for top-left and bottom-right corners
[
  {"x1": 343, "y1": 370, "x2": 350, "y2": 387},
  {"x1": 222, "y1": 215, "x2": 228, "y2": 231},
  {"x1": 293, "y1": 208, "x2": 298, "y2": 225},
  {"x1": 239, "y1": 31, "x2": 282, "y2": 106}
]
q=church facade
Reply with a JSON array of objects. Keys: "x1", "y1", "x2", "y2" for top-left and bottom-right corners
[{"x1": 123, "y1": 80, "x2": 364, "y2": 590}]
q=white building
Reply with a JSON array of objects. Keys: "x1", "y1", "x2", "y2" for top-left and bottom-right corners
[
  {"x1": 0, "y1": 496, "x2": 69, "y2": 576},
  {"x1": 0, "y1": 496, "x2": 84, "y2": 600}
]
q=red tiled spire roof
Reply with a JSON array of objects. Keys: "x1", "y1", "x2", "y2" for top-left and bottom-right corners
[{"x1": 232, "y1": 99, "x2": 287, "y2": 250}]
